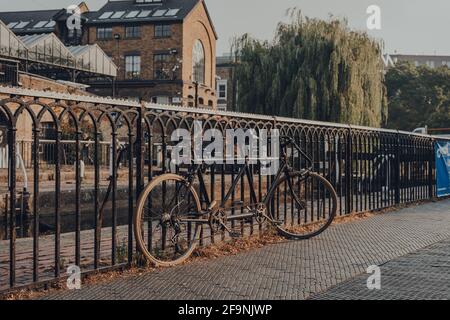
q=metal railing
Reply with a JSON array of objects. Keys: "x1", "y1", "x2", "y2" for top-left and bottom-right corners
[
  {"x1": 0, "y1": 59, "x2": 18, "y2": 87},
  {"x1": 15, "y1": 139, "x2": 115, "y2": 169},
  {"x1": 0, "y1": 85, "x2": 446, "y2": 294}
]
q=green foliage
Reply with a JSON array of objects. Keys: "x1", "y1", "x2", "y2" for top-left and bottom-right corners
[
  {"x1": 231, "y1": 10, "x2": 387, "y2": 127},
  {"x1": 386, "y1": 61, "x2": 450, "y2": 131}
]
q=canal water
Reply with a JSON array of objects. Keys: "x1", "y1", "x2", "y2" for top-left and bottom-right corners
[{"x1": 0, "y1": 186, "x2": 134, "y2": 240}]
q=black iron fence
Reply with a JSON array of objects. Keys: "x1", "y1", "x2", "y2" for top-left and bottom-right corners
[
  {"x1": 0, "y1": 86, "x2": 446, "y2": 294},
  {"x1": 16, "y1": 139, "x2": 117, "y2": 168}
]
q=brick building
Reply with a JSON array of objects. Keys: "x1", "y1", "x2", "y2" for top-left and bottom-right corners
[
  {"x1": 0, "y1": 0, "x2": 218, "y2": 108},
  {"x1": 388, "y1": 54, "x2": 450, "y2": 69},
  {"x1": 0, "y1": 2, "x2": 90, "y2": 46},
  {"x1": 84, "y1": 0, "x2": 217, "y2": 107},
  {"x1": 216, "y1": 55, "x2": 238, "y2": 111}
]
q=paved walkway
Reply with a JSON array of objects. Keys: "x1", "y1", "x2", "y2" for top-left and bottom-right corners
[
  {"x1": 311, "y1": 238, "x2": 450, "y2": 300},
  {"x1": 42, "y1": 199, "x2": 450, "y2": 300}
]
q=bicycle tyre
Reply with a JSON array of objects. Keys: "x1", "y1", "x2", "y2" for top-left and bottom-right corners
[
  {"x1": 134, "y1": 174, "x2": 202, "y2": 267},
  {"x1": 267, "y1": 171, "x2": 337, "y2": 239}
]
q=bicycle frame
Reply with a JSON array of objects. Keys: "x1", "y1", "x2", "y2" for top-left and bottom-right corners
[{"x1": 180, "y1": 137, "x2": 312, "y2": 224}]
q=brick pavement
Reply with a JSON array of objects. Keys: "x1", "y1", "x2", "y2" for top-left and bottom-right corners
[
  {"x1": 40, "y1": 199, "x2": 450, "y2": 300},
  {"x1": 311, "y1": 238, "x2": 450, "y2": 300}
]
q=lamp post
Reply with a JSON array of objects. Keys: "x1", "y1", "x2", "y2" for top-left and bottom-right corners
[{"x1": 193, "y1": 80, "x2": 199, "y2": 108}]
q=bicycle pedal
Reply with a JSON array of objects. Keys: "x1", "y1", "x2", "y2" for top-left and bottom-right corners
[{"x1": 229, "y1": 231, "x2": 241, "y2": 239}]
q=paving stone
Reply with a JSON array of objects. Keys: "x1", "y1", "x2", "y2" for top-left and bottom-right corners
[
  {"x1": 311, "y1": 237, "x2": 450, "y2": 300},
  {"x1": 41, "y1": 199, "x2": 450, "y2": 300}
]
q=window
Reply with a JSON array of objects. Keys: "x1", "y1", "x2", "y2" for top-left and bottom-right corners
[
  {"x1": 219, "y1": 85, "x2": 227, "y2": 98},
  {"x1": 136, "y1": 0, "x2": 162, "y2": 3},
  {"x1": 153, "y1": 9, "x2": 167, "y2": 17},
  {"x1": 192, "y1": 40, "x2": 205, "y2": 84},
  {"x1": 137, "y1": 10, "x2": 152, "y2": 18},
  {"x1": 125, "y1": 55, "x2": 141, "y2": 79},
  {"x1": 111, "y1": 11, "x2": 126, "y2": 19},
  {"x1": 7, "y1": 22, "x2": 18, "y2": 28},
  {"x1": 14, "y1": 21, "x2": 30, "y2": 29},
  {"x1": 125, "y1": 25, "x2": 140, "y2": 38},
  {"x1": 217, "y1": 104, "x2": 227, "y2": 111},
  {"x1": 154, "y1": 53, "x2": 171, "y2": 80},
  {"x1": 217, "y1": 80, "x2": 227, "y2": 99},
  {"x1": 125, "y1": 11, "x2": 140, "y2": 19},
  {"x1": 152, "y1": 96, "x2": 170, "y2": 104},
  {"x1": 97, "y1": 27, "x2": 113, "y2": 40},
  {"x1": 155, "y1": 24, "x2": 171, "y2": 38},
  {"x1": 33, "y1": 21, "x2": 48, "y2": 28},
  {"x1": 98, "y1": 12, "x2": 114, "y2": 19},
  {"x1": 45, "y1": 21, "x2": 56, "y2": 28},
  {"x1": 165, "y1": 9, "x2": 180, "y2": 16},
  {"x1": 68, "y1": 28, "x2": 81, "y2": 39}
]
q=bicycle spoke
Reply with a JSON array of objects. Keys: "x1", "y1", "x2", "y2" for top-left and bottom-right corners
[
  {"x1": 135, "y1": 175, "x2": 201, "y2": 266},
  {"x1": 142, "y1": 206, "x2": 163, "y2": 219},
  {"x1": 268, "y1": 172, "x2": 337, "y2": 238}
]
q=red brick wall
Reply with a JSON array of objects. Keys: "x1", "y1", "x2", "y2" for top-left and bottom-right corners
[
  {"x1": 83, "y1": 0, "x2": 217, "y2": 108},
  {"x1": 182, "y1": 0, "x2": 217, "y2": 108}
]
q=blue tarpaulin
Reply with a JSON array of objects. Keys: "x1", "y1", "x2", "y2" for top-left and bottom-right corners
[{"x1": 435, "y1": 140, "x2": 450, "y2": 197}]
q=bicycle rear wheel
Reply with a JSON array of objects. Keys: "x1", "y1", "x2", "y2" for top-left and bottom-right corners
[
  {"x1": 134, "y1": 174, "x2": 202, "y2": 267},
  {"x1": 267, "y1": 171, "x2": 337, "y2": 239}
]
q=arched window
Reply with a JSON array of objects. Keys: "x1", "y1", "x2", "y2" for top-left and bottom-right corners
[{"x1": 192, "y1": 40, "x2": 205, "y2": 84}]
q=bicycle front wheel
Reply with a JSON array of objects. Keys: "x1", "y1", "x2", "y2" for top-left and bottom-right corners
[
  {"x1": 134, "y1": 174, "x2": 202, "y2": 267},
  {"x1": 267, "y1": 171, "x2": 337, "y2": 239}
]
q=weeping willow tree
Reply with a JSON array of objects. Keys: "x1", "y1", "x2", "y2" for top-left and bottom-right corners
[{"x1": 231, "y1": 10, "x2": 388, "y2": 127}]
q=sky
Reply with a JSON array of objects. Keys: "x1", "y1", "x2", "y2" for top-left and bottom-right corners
[{"x1": 1, "y1": 0, "x2": 449, "y2": 56}]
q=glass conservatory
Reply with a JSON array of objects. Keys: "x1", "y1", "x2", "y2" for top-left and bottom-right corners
[
  {"x1": 68, "y1": 44, "x2": 117, "y2": 77},
  {"x1": 1, "y1": 19, "x2": 117, "y2": 79},
  {"x1": 0, "y1": 20, "x2": 27, "y2": 59},
  {"x1": 19, "y1": 33, "x2": 76, "y2": 68}
]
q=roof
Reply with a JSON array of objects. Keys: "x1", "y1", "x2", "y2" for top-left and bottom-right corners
[
  {"x1": 86, "y1": 0, "x2": 201, "y2": 25},
  {"x1": 68, "y1": 45, "x2": 92, "y2": 56},
  {"x1": 217, "y1": 55, "x2": 235, "y2": 66},
  {"x1": 0, "y1": 19, "x2": 28, "y2": 59},
  {"x1": 391, "y1": 54, "x2": 450, "y2": 60},
  {"x1": 0, "y1": 0, "x2": 218, "y2": 38},
  {"x1": 0, "y1": 22, "x2": 117, "y2": 77},
  {"x1": 0, "y1": 9, "x2": 62, "y2": 34},
  {"x1": 18, "y1": 33, "x2": 77, "y2": 68},
  {"x1": 18, "y1": 33, "x2": 52, "y2": 47},
  {"x1": 67, "y1": 44, "x2": 118, "y2": 77}
]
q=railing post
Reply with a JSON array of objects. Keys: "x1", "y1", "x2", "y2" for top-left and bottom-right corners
[
  {"x1": 32, "y1": 126, "x2": 41, "y2": 282},
  {"x1": 395, "y1": 131, "x2": 401, "y2": 204},
  {"x1": 8, "y1": 126, "x2": 17, "y2": 288},
  {"x1": 345, "y1": 127, "x2": 353, "y2": 214},
  {"x1": 54, "y1": 127, "x2": 61, "y2": 278},
  {"x1": 428, "y1": 139, "x2": 435, "y2": 199},
  {"x1": 136, "y1": 100, "x2": 145, "y2": 199}
]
